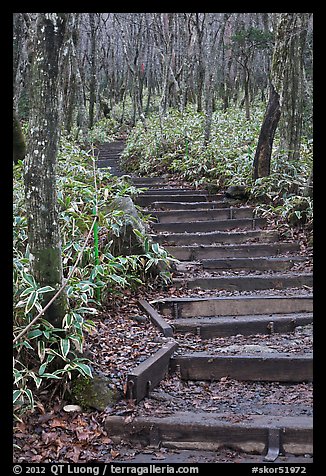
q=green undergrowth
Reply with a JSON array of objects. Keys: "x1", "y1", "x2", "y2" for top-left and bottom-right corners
[
  {"x1": 122, "y1": 103, "x2": 313, "y2": 231},
  {"x1": 13, "y1": 134, "x2": 175, "y2": 417}
]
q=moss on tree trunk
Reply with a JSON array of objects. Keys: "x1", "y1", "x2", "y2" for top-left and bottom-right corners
[{"x1": 13, "y1": 110, "x2": 26, "y2": 164}]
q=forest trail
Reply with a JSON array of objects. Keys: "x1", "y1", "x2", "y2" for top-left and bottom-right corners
[{"x1": 97, "y1": 141, "x2": 313, "y2": 463}]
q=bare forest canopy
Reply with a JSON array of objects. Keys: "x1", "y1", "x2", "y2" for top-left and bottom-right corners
[{"x1": 13, "y1": 13, "x2": 313, "y2": 136}]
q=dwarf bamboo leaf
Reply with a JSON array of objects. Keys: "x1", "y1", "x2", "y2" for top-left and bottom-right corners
[
  {"x1": 60, "y1": 338, "x2": 70, "y2": 359},
  {"x1": 74, "y1": 362, "x2": 93, "y2": 378},
  {"x1": 13, "y1": 390, "x2": 22, "y2": 404},
  {"x1": 25, "y1": 290, "x2": 38, "y2": 314}
]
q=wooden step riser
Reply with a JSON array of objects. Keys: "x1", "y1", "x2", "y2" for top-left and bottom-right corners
[
  {"x1": 166, "y1": 243, "x2": 300, "y2": 260},
  {"x1": 152, "y1": 218, "x2": 266, "y2": 233},
  {"x1": 136, "y1": 195, "x2": 222, "y2": 204},
  {"x1": 172, "y1": 313, "x2": 313, "y2": 338},
  {"x1": 97, "y1": 159, "x2": 121, "y2": 165},
  {"x1": 97, "y1": 165, "x2": 124, "y2": 174},
  {"x1": 132, "y1": 178, "x2": 166, "y2": 184},
  {"x1": 126, "y1": 341, "x2": 178, "y2": 403},
  {"x1": 173, "y1": 274, "x2": 313, "y2": 291},
  {"x1": 105, "y1": 413, "x2": 313, "y2": 455},
  {"x1": 171, "y1": 354, "x2": 313, "y2": 382},
  {"x1": 141, "y1": 189, "x2": 214, "y2": 195},
  {"x1": 152, "y1": 207, "x2": 254, "y2": 223},
  {"x1": 153, "y1": 230, "x2": 278, "y2": 245},
  {"x1": 199, "y1": 257, "x2": 306, "y2": 272},
  {"x1": 150, "y1": 201, "x2": 234, "y2": 210},
  {"x1": 157, "y1": 295, "x2": 313, "y2": 318}
]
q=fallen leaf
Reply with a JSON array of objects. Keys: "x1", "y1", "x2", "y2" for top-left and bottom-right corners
[
  {"x1": 49, "y1": 418, "x2": 67, "y2": 429},
  {"x1": 41, "y1": 431, "x2": 58, "y2": 445},
  {"x1": 124, "y1": 415, "x2": 134, "y2": 424},
  {"x1": 153, "y1": 453, "x2": 166, "y2": 460},
  {"x1": 110, "y1": 449, "x2": 120, "y2": 459},
  {"x1": 66, "y1": 447, "x2": 82, "y2": 463},
  {"x1": 101, "y1": 436, "x2": 113, "y2": 444},
  {"x1": 38, "y1": 413, "x2": 54, "y2": 424}
]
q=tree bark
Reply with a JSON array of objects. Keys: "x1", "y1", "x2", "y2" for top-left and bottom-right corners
[
  {"x1": 13, "y1": 109, "x2": 26, "y2": 164},
  {"x1": 24, "y1": 13, "x2": 69, "y2": 326},
  {"x1": 252, "y1": 14, "x2": 297, "y2": 180},
  {"x1": 253, "y1": 84, "x2": 281, "y2": 178},
  {"x1": 279, "y1": 14, "x2": 310, "y2": 161},
  {"x1": 88, "y1": 13, "x2": 98, "y2": 129}
]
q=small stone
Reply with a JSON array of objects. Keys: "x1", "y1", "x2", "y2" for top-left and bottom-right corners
[
  {"x1": 71, "y1": 374, "x2": 121, "y2": 411},
  {"x1": 63, "y1": 404, "x2": 82, "y2": 413},
  {"x1": 131, "y1": 315, "x2": 147, "y2": 324},
  {"x1": 225, "y1": 185, "x2": 248, "y2": 200}
]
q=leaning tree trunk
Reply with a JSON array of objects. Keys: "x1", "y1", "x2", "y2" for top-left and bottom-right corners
[
  {"x1": 24, "y1": 13, "x2": 69, "y2": 327},
  {"x1": 253, "y1": 13, "x2": 297, "y2": 180},
  {"x1": 252, "y1": 84, "x2": 281, "y2": 178}
]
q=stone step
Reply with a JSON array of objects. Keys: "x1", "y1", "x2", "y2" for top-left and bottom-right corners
[
  {"x1": 105, "y1": 412, "x2": 313, "y2": 455},
  {"x1": 152, "y1": 229, "x2": 279, "y2": 245},
  {"x1": 156, "y1": 295, "x2": 313, "y2": 318},
  {"x1": 199, "y1": 256, "x2": 307, "y2": 272},
  {"x1": 151, "y1": 207, "x2": 254, "y2": 223},
  {"x1": 171, "y1": 312, "x2": 313, "y2": 338},
  {"x1": 152, "y1": 218, "x2": 267, "y2": 233},
  {"x1": 165, "y1": 242, "x2": 300, "y2": 260},
  {"x1": 171, "y1": 353, "x2": 313, "y2": 382},
  {"x1": 173, "y1": 273, "x2": 313, "y2": 291}
]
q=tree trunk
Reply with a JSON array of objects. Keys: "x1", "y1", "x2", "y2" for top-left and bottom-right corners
[
  {"x1": 13, "y1": 109, "x2": 26, "y2": 164},
  {"x1": 204, "y1": 74, "x2": 214, "y2": 145},
  {"x1": 88, "y1": 13, "x2": 97, "y2": 129},
  {"x1": 253, "y1": 84, "x2": 281, "y2": 179},
  {"x1": 279, "y1": 14, "x2": 310, "y2": 161},
  {"x1": 24, "y1": 13, "x2": 69, "y2": 327},
  {"x1": 244, "y1": 67, "x2": 251, "y2": 120},
  {"x1": 252, "y1": 14, "x2": 297, "y2": 180}
]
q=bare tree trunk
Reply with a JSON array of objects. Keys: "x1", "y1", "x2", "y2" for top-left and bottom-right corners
[
  {"x1": 279, "y1": 13, "x2": 310, "y2": 161},
  {"x1": 204, "y1": 75, "x2": 214, "y2": 144},
  {"x1": 88, "y1": 13, "x2": 97, "y2": 129},
  {"x1": 194, "y1": 13, "x2": 206, "y2": 113},
  {"x1": 244, "y1": 66, "x2": 251, "y2": 120},
  {"x1": 203, "y1": 14, "x2": 220, "y2": 144},
  {"x1": 13, "y1": 13, "x2": 37, "y2": 119},
  {"x1": 24, "y1": 13, "x2": 69, "y2": 326}
]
